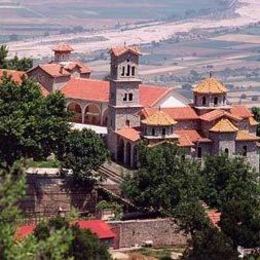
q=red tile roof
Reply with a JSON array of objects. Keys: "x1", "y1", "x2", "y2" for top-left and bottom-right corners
[
  {"x1": 110, "y1": 46, "x2": 141, "y2": 57},
  {"x1": 63, "y1": 61, "x2": 91, "y2": 74},
  {"x1": 15, "y1": 224, "x2": 36, "y2": 240},
  {"x1": 75, "y1": 220, "x2": 115, "y2": 239},
  {"x1": 52, "y1": 43, "x2": 74, "y2": 52},
  {"x1": 61, "y1": 78, "x2": 171, "y2": 107},
  {"x1": 38, "y1": 83, "x2": 49, "y2": 97},
  {"x1": 38, "y1": 64, "x2": 71, "y2": 77},
  {"x1": 116, "y1": 127, "x2": 141, "y2": 142},
  {"x1": 207, "y1": 210, "x2": 221, "y2": 227},
  {"x1": 230, "y1": 106, "x2": 252, "y2": 119},
  {"x1": 175, "y1": 129, "x2": 211, "y2": 147},
  {"x1": 200, "y1": 109, "x2": 241, "y2": 122},
  {"x1": 0, "y1": 69, "x2": 25, "y2": 84},
  {"x1": 162, "y1": 107, "x2": 199, "y2": 121},
  {"x1": 15, "y1": 220, "x2": 115, "y2": 240}
]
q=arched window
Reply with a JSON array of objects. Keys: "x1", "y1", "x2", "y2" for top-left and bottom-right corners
[
  {"x1": 152, "y1": 128, "x2": 155, "y2": 136},
  {"x1": 202, "y1": 96, "x2": 206, "y2": 106},
  {"x1": 126, "y1": 65, "x2": 131, "y2": 76},
  {"x1": 242, "y1": 145, "x2": 247, "y2": 156},
  {"x1": 197, "y1": 147, "x2": 202, "y2": 158},
  {"x1": 214, "y1": 97, "x2": 218, "y2": 106},
  {"x1": 162, "y1": 128, "x2": 166, "y2": 136},
  {"x1": 131, "y1": 66, "x2": 136, "y2": 76},
  {"x1": 128, "y1": 93, "x2": 133, "y2": 101},
  {"x1": 123, "y1": 93, "x2": 127, "y2": 101},
  {"x1": 121, "y1": 66, "x2": 125, "y2": 76},
  {"x1": 125, "y1": 120, "x2": 130, "y2": 127},
  {"x1": 224, "y1": 148, "x2": 229, "y2": 156},
  {"x1": 223, "y1": 96, "x2": 226, "y2": 104}
]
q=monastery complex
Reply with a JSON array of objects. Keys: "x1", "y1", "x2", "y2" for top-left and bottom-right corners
[{"x1": 2, "y1": 43, "x2": 260, "y2": 170}]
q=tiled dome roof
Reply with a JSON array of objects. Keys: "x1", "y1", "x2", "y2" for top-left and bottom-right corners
[
  {"x1": 193, "y1": 77, "x2": 227, "y2": 94},
  {"x1": 210, "y1": 118, "x2": 238, "y2": 133},
  {"x1": 141, "y1": 110, "x2": 177, "y2": 126}
]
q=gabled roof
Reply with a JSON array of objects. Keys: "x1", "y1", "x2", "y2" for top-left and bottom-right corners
[
  {"x1": 116, "y1": 127, "x2": 140, "y2": 142},
  {"x1": 175, "y1": 129, "x2": 211, "y2": 147},
  {"x1": 61, "y1": 78, "x2": 172, "y2": 107},
  {"x1": 236, "y1": 130, "x2": 260, "y2": 141},
  {"x1": 193, "y1": 77, "x2": 227, "y2": 94},
  {"x1": 0, "y1": 69, "x2": 25, "y2": 84},
  {"x1": 52, "y1": 43, "x2": 74, "y2": 52},
  {"x1": 110, "y1": 46, "x2": 141, "y2": 57},
  {"x1": 230, "y1": 105, "x2": 252, "y2": 119},
  {"x1": 62, "y1": 61, "x2": 91, "y2": 74},
  {"x1": 141, "y1": 110, "x2": 177, "y2": 126},
  {"x1": 249, "y1": 116, "x2": 258, "y2": 126},
  {"x1": 38, "y1": 64, "x2": 71, "y2": 77},
  {"x1": 200, "y1": 109, "x2": 241, "y2": 122},
  {"x1": 210, "y1": 118, "x2": 238, "y2": 133},
  {"x1": 162, "y1": 107, "x2": 199, "y2": 121}
]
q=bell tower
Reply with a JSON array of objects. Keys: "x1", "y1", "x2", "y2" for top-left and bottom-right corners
[{"x1": 107, "y1": 46, "x2": 143, "y2": 159}]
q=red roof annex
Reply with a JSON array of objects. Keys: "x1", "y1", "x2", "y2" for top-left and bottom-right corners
[
  {"x1": 61, "y1": 78, "x2": 172, "y2": 107},
  {"x1": 0, "y1": 69, "x2": 25, "y2": 84},
  {"x1": 15, "y1": 220, "x2": 115, "y2": 240}
]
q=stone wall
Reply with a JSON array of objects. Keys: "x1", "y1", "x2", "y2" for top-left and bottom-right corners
[
  {"x1": 109, "y1": 218, "x2": 187, "y2": 249},
  {"x1": 20, "y1": 174, "x2": 97, "y2": 219}
]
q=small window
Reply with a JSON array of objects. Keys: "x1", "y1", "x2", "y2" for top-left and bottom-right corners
[
  {"x1": 152, "y1": 128, "x2": 155, "y2": 136},
  {"x1": 126, "y1": 65, "x2": 130, "y2": 76},
  {"x1": 197, "y1": 147, "x2": 202, "y2": 158},
  {"x1": 121, "y1": 66, "x2": 125, "y2": 76},
  {"x1": 125, "y1": 120, "x2": 130, "y2": 127},
  {"x1": 202, "y1": 96, "x2": 206, "y2": 106},
  {"x1": 131, "y1": 66, "x2": 136, "y2": 76},
  {"x1": 224, "y1": 148, "x2": 229, "y2": 156},
  {"x1": 129, "y1": 93, "x2": 133, "y2": 101},
  {"x1": 123, "y1": 93, "x2": 127, "y2": 101},
  {"x1": 162, "y1": 128, "x2": 166, "y2": 136},
  {"x1": 242, "y1": 146, "x2": 247, "y2": 156},
  {"x1": 214, "y1": 97, "x2": 218, "y2": 106}
]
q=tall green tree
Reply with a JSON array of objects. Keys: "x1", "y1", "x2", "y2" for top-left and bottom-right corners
[
  {"x1": 201, "y1": 154, "x2": 260, "y2": 248},
  {"x1": 0, "y1": 75, "x2": 71, "y2": 166},
  {"x1": 122, "y1": 142, "x2": 203, "y2": 214},
  {"x1": 60, "y1": 129, "x2": 109, "y2": 183},
  {"x1": 252, "y1": 107, "x2": 260, "y2": 136},
  {"x1": 0, "y1": 45, "x2": 33, "y2": 71}
]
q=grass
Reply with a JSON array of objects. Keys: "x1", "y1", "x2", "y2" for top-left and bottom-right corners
[{"x1": 27, "y1": 159, "x2": 61, "y2": 168}]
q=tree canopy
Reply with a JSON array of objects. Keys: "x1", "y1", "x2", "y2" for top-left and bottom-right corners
[
  {"x1": 252, "y1": 107, "x2": 260, "y2": 136},
  {"x1": 0, "y1": 75, "x2": 71, "y2": 166},
  {"x1": 60, "y1": 128, "x2": 109, "y2": 182},
  {"x1": 0, "y1": 45, "x2": 33, "y2": 71}
]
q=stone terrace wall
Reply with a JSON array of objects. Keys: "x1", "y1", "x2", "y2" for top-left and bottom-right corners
[
  {"x1": 109, "y1": 218, "x2": 187, "y2": 249},
  {"x1": 20, "y1": 174, "x2": 97, "y2": 219}
]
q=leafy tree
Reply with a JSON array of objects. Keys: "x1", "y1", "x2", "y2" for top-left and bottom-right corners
[
  {"x1": 0, "y1": 75, "x2": 70, "y2": 166},
  {"x1": 122, "y1": 142, "x2": 203, "y2": 214},
  {"x1": 60, "y1": 129, "x2": 109, "y2": 182},
  {"x1": 201, "y1": 154, "x2": 260, "y2": 248},
  {"x1": 252, "y1": 107, "x2": 260, "y2": 136},
  {"x1": 0, "y1": 45, "x2": 8, "y2": 68},
  {"x1": 0, "y1": 44, "x2": 33, "y2": 71},
  {"x1": 201, "y1": 154, "x2": 259, "y2": 210}
]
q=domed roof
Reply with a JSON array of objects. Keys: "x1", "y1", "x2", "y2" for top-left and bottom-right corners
[
  {"x1": 52, "y1": 43, "x2": 74, "y2": 52},
  {"x1": 141, "y1": 110, "x2": 177, "y2": 126},
  {"x1": 193, "y1": 77, "x2": 227, "y2": 94},
  {"x1": 210, "y1": 118, "x2": 238, "y2": 133}
]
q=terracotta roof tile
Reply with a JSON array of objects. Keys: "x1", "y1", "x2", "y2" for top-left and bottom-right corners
[
  {"x1": 61, "y1": 78, "x2": 171, "y2": 107},
  {"x1": 116, "y1": 127, "x2": 140, "y2": 142},
  {"x1": 52, "y1": 43, "x2": 74, "y2": 52},
  {"x1": 141, "y1": 110, "x2": 177, "y2": 126},
  {"x1": 210, "y1": 118, "x2": 238, "y2": 133},
  {"x1": 0, "y1": 69, "x2": 25, "y2": 84},
  {"x1": 39, "y1": 64, "x2": 71, "y2": 77},
  {"x1": 110, "y1": 46, "x2": 141, "y2": 57},
  {"x1": 230, "y1": 106, "x2": 252, "y2": 119},
  {"x1": 193, "y1": 77, "x2": 227, "y2": 94},
  {"x1": 15, "y1": 224, "x2": 36, "y2": 240},
  {"x1": 236, "y1": 130, "x2": 260, "y2": 141},
  {"x1": 249, "y1": 116, "x2": 258, "y2": 126},
  {"x1": 162, "y1": 107, "x2": 199, "y2": 120},
  {"x1": 200, "y1": 109, "x2": 241, "y2": 122},
  {"x1": 207, "y1": 210, "x2": 221, "y2": 227},
  {"x1": 175, "y1": 129, "x2": 211, "y2": 147},
  {"x1": 63, "y1": 61, "x2": 91, "y2": 74}
]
